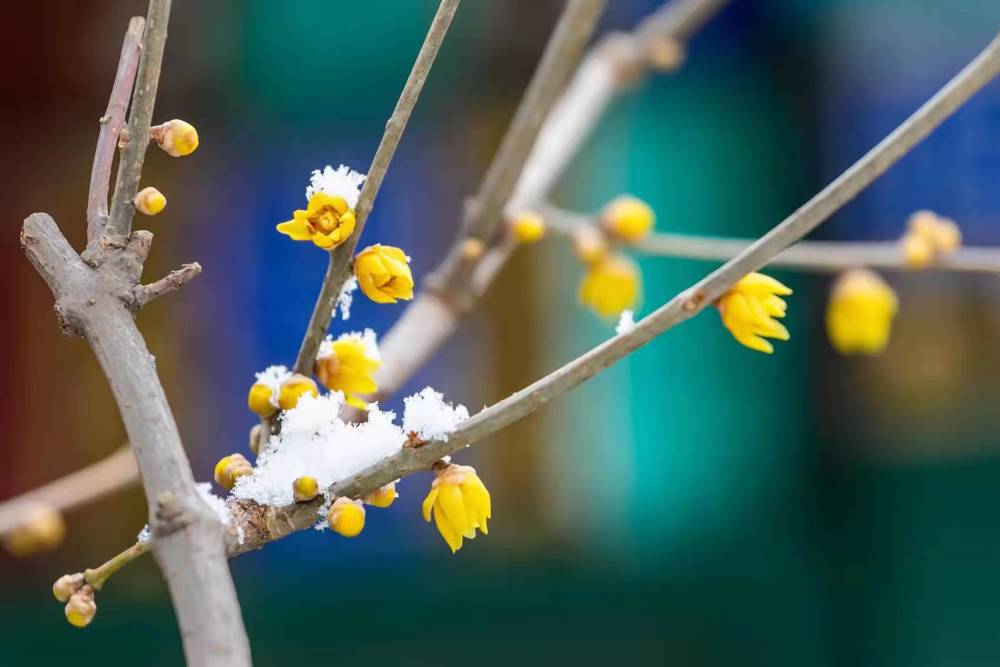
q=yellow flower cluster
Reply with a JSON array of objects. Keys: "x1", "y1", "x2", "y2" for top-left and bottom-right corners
[
  {"x1": 901, "y1": 210, "x2": 961, "y2": 269},
  {"x1": 826, "y1": 269, "x2": 898, "y2": 355},
  {"x1": 422, "y1": 464, "x2": 491, "y2": 553},
  {"x1": 354, "y1": 244, "x2": 414, "y2": 303},
  {"x1": 277, "y1": 192, "x2": 357, "y2": 250},
  {"x1": 717, "y1": 272, "x2": 792, "y2": 354}
]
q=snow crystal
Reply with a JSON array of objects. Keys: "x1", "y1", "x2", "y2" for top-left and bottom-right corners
[
  {"x1": 305, "y1": 164, "x2": 366, "y2": 208},
  {"x1": 137, "y1": 524, "x2": 151, "y2": 544},
  {"x1": 254, "y1": 365, "x2": 292, "y2": 407},
  {"x1": 318, "y1": 328, "x2": 380, "y2": 362},
  {"x1": 197, "y1": 483, "x2": 231, "y2": 526},
  {"x1": 615, "y1": 309, "x2": 635, "y2": 335},
  {"x1": 402, "y1": 387, "x2": 470, "y2": 442},
  {"x1": 336, "y1": 276, "x2": 358, "y2": 320},
  {"x1": 232, "y1": 393, "x2": 406, "y2": 507}
]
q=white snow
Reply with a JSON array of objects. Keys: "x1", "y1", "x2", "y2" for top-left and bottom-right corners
[
  {"x1": 336, "y1": 277, "x2": 358, "y2": 320},
  {"x1": 137, "y1": 525, "x2": 151, "y2": 545},
  {"x1": 305, "y1": 164, "x2": 366, "y2": 208},
  {"x1": 402, "y1": 387, "x2": 469, "y2": 442},
  {"x1": 196, "y1": 483, "x2": 231, "y2": 526},
  {"x1": 615, "y1": 309, "x2": 635, "y2": 335},
  {"x1": 317, "y1": 328, "x2": 380, "y2": 362},
  {"x1": 254, "y1": 365, "x2": 292, "y2": 407}
]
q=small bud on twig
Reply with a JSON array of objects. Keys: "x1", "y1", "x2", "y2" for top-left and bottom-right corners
[
  {"x1": 64, "y1": 586, "x2": 97, "y2": 628},
  {"x1": 150, "y1": 119, "x2": 200, "y2": 157},
  {"x1": 292, "y1": 476, "x2": 319, "y2": 503},
  {"x1": 134, "y1": 187, "x2": 167, "y2": 216},
  {"x1": 327, "y1": 497, "x2": 365, "y2": 537},
  {"x1": 214, "y1": 454, "x2": 253, "y2": 491}
]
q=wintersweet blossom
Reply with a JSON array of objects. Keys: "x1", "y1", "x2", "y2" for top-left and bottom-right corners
[
  {"x1": 422, "y1": 464, "x2": 491, "y2": 553},
  {"x1": 602, "y1": 195, "x2": 654, "y2": 242},
  {"x1": 327, "y1": 497, "x2": 365, "y2": 537},
  {"x1": 578, "y1": 254, "x2": 640, "y2": 317},
  {"x1": 717, "y1": 272, "x2": 792, "y2": 354},
  {"x1": 214, "y1": 453, "x2": 253, "y2": 491},
  {"x1": 277, "y1": 192, "x2": 357, "y2": 250},
  {"x1": 292, "y1": 476, "x2": 319, "y2": 502},
  {"x1": 354, "y1": 244, "x2": 414, "y2": 304},
  {"x1": 509, "y1": 211, "x2": 546, "y2": 243},
  {"x1": 316, "y1": 330, "x2": 380, "y2": 409},
  {"x1": 826, "y1": 269, "x2": 898, "y2": 355},
  {"x1": 363, "y1": 483, "x2": 398, "y2": 508},
  {"x1": 277, "y1": 374, "x2": 319, "y2": 411}
]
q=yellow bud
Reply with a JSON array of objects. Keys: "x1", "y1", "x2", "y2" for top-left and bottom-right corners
[
  {"x1": 277, "y1": 374, "x2": 319, "y2": 411},
  {"x1": 905, "y1": 210, "x2": 962, "y2": 257},
  {"x1": 52, "y1": 573, "x2": 84, "y2": 603},
  {"x1": 509, "y1": 211, "x2": 546, "y2": 244},
  {"x1": 717, "y1": 272, "x2": 792, "y2": 354},
  {"x1": 647, "y1": 38, "x2": 686, "y2": 71},
  {"x1": 354, "y1": 244, "x2": 415, "y2": 304},
  {"x1": 247, "y1": 383, "x2": 276, "y2": 418},
  {"x1": 602, "y1": 195, "x2": 655, "y2": 243},
  {"x1": 901, "y1": 232, "x2": 934, "y2": 269},
  {"x1": 363, "y1": 483, "x2": 397, "y2": 509},
  {"x1": 214, "y1": 453, "x2": 253, "y2": 491},
  {"x1": 826, "y1": 269, "x2": 898, "y2": 355},
  {"x1": 327, "y1": 497, "x2": 365, "y2": 537},
  {"x1": 292, "y1": 476, "x2": 319, "y2": 503},
  {"x1": 573, "y1": 226, "x2": 609, "y2": 264},
  {"x1": 460, "y1": 238, "x2": 486, "y2": 260},
  {"x1": 3, "y1": 505, "x2": 66, "y2": 557},
  {"x1": 65, "y1": 588, "x2": 96, "y2": 628},
  {"x1": 578, "y1": 254, "x2": 640, "y2": 318},
  {"x1": 134, "y1": 187, "x2": 166, "y2": 216},
  {"x1": 153, "y1": 119, "x2": 200, "y2": 157},
  {"x1": 930, "y1": 217, "x2": 961, "y2": 253}
]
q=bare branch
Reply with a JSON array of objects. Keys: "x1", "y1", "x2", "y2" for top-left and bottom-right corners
[
  {"x1": 293, "y1": 0, "x2": 461, "y2": 375},
  {"x1": 86, "y1": 16, "x2": 144, "y2": 252},
  {"x1": 132, "y1": 262, "x2": 202, "y2": 308},
  {"x1": 0, "y1": 448, "x2": 138, "y2": 537}
]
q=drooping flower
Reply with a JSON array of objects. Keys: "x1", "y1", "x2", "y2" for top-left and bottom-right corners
[
  {"x1": 277, "y1": 165, "x2": 366, "y2": 250},
  {"x1": 717, "y1": 272, "x2": 792, "y2": 354},
  {"x1": 578, "y1": 254, "x2": 640, "y2": 318},
  {"x1": 315, "y1": 331, "x2": 380, "y2": 409},
  {"x1": 422, "y1": 464, "x2": 491, "y2": 553},
  {"x1": 327, "y1": 497, "x2": 365, "y2": 537},
  {"x1": 509, "y1": 211, "x2": 546, "y2": 243},
  {"x1": 354, "y1": 244, "x2": 414, "y2": 304},
  {"x1": 826, "y1": 269, "x2": 898, "y2": 355},
  {"x1": 277, "y1": 374, "x2": 319, "y2": 411},
  {"x1": 602, "y1": 195, "x2": 655, "y2": 242}
]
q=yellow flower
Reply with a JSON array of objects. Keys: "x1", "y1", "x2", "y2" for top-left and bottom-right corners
[
  {"x1": 363, "y1": 483, "x2": 397, "y2": 508},
  {"x1": 292, "y1": 476, "x2": 319, "y2": 502},
  {"x1": 277, "y1": 192, "x2": 357, "y2": 250},
  {"x1": 315, "y1": 335, "x2": 380, "y2": 409},
  {"x1": 509, "y1": 211, "x2": 546, "y2": 243},
  {"x1": 578, "y1": 254, "x2": 640, "y2": 318},
  {"x1": 717, "y1": 272, "x2": 792, "y2": 354},
  {"x1": 602, "y1": 195, "x2": 654, "y2": 242},
  {"x1": 327, "y1": 497, "x2": 365, "y2": 537},
  {"x1": 214, "y1": 453, "x2": 253, "y2": 491},
  {"x1": 277, "y1": 374, "x2": 319, "y2": 411},
  {"x1": 153, "y1": 119, "x2": 199, "y2": 157},
  {"x1": 826, "y1": 269, "x2": 898, "y2": 355},
  {"x1": 3, "y1": 505, "x2": 66, "y2": 557},
  {"x1": 354, "y1": 244, "x2": 414, "y2": 304},
  {"x1": 65, "y1": 588, "x2": 97, "y2": 628},
  {"x1": 134, "y1": 186, "x2": 166, "y2": 216},
  {"x1": 247, "y1": 383, "x2": 276, "y2": 418},
  {"x1": 422, "y1": 464, "x2": 491, "y2": 553}
]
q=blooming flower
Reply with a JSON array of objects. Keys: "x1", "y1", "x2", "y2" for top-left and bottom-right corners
[
  {"x1": 602, "y1": 195, "x2": 654, "y2": 242},
  {"x1": 578, "y1": 254, "x2": 640, "y2": 317},
  {"x1": 316, "y1": 331, "x2": 380, "y2": 409},
  {"x1": 354, "y1": 244, "x2": 414, "y2": 304},
  {"x1": 826, "y1": 269, "x2": 898, "y2": 355},
  {"x1": 509, "y1": 211, "x2": 546, "y2": 243},
  {"x1": 717, "y1": 272, "x2": 792, "y2": 354},
  {"x1": 327, "y1": 497, "x2": 365, "y2": 537},
  {"x1": 277, "y1": 192, "x2": 357, "y2": 250},
  {"x1": 422, "y1": 464, "x2": 491, "y2": 553},
  {"x1": 277, "y1": 374, "x2": 319, "y2": 411}
]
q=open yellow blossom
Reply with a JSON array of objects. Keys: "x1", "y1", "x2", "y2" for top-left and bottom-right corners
[
  {"x1": 354, "y1": 244, "x2": 414, "y2": 304},
  {"x1": 134, "y1": 187, "x2": 166, "y2": 216},
  {"x1": 509, "y1": 211, "x2": 546, "y2": 243},
  {"x1": 826, "y1": 269, "x2": 898, "y2": 355},
  {"x1": 3, "y1": 505, "x2": 66, "y2": 557},
  {"x1": 214, "y1": 453, "x2": 253, "y2": 490},
  {"x1": 277, "y1": 374, "x2": 319, "y2": 411},
  {"x1": 422, "y1": 464, "x2": 491, "y2": 553},
  {"x1": 363, "y1": 483, "x2": 398, "y2": 509},
  {"x1": 247, "y1": 383, "x2": 276, "y2": 418},
  {"x1": 578, "y1": 254, "x2": 640, "y2": 318},
  {"x1": 277, "y1": 192, "x2": 357, "y2": 250},
  {"x1": 717, "y1": 272, "x2": 792, "y2": 354},
  {"x1": 327, "y1": 497, "x2": 365, "y2": 537},
  {"x1": 602, "y1": 195, "x2": 654, "y2": 242},
  {"x1": 315, "y1": 335, "x2": 380, "y2": 409}
]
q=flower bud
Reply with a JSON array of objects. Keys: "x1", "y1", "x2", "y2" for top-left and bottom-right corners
[
  {"x1": 52, "y1": 573, "x2": 84, "y2": 603},
  {"x1": 602, "y1": 195, "x2": 654, "y2": 242},
  {"x1": 248, "y1": 423, "x2": 266, "y2": 456},
  {"x1": 355, "y1": 244, "x2": 415, "y2": 304},
  {"x1": 247, "y1": 382, "x2": 277, "y2": 418},
  {"x1": 578, "y1": 254, "x2": 641, "y2": 318},
  {"x1": 901, "y1": 232, "x2": 933, "y2": 269},
  {"x1": 572, "y1": 226, "x2": 609, "y2": 264},
  {"x1": 327, "y1": 497, "x2": 365, "y2": 537},
  {"x1": 363, "y1": 483, "x2": 397, "y2": 509},
  {"x1": 826, "y1": 269, "x2": 898, "y2": 355},
  {"x1": 134, "y1": 187, "x2": 166, "y2": 216},
  {"x1": 64, "y1": 587, "x2": 96, "y2": 628},
  {"x1": 647, "y1": 38, "x2": 686, "y2": 71},
  {"x1": 214, "y1": 453, "x2": 253, "y2": 491},
  {"x1": 3, "y1": 504, "x2": 66, "y2": 557},
  {"x1": 509, "y1": 211, "x2": 546, "y2": 244},
  {"x1": 277, "y1": 374, "x2": 319, "y2": 411},
  {"x1": 930, "y1": 216, "x2": 961, "y2": 253},
  {"x1": 460, "y1": 238, "x2": 486, "y2": 260},
  {"x1": 292, "y1": 476, "x2": 319, "y2": 503},
  {"x1": 152, "y1": 119, "x2": 199, "y2": 157}
]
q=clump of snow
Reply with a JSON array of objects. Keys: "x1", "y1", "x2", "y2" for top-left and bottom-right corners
[
  {"x1": 254, "y1": 365, "x2": 292, "y2": 408},
  {"x1": 305, "y1": 164, "x2": 366, "y2": 208},
  {"x1": 197, "y1": 483, "x2": 231, "y2": 526},
  {"x1": 402, "y1": 387, "x2": 469, "y2": 442},
  {"x1": 336, "y1": 277, "x2": 358, "y2": 320},
  {"x1": 137, "y1": 524, "x2": 151, "y2": 544},
  {"x1": 233, "y1": 393, "x2": 406, "y2": 507},
  {"x1": 318, "y1": 328, "x2": 380, "y2": 362},
  {"x1": 615, "y1": 309, "x2": 635, "y2": 335}
]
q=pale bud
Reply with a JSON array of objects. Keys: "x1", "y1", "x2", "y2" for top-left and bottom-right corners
[
  {"x1": 134, "y1": 187, "x2": 166, "y2": 216},
  {"x1": 64, "y1": 587, "x2": 97, "y2": 628},
  {"x1": 152, "y1": 119, "x2": 199, "y2": 157},
  {"x1": 52, "y1": 573, "x2": 84, "y2": 603}
]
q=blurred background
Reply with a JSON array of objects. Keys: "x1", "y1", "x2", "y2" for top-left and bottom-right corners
[{"x1": 3, "y1": 0, "x2": 1000, "y2": 664}]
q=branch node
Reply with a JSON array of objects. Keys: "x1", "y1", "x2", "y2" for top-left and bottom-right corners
[{"x1": 130, "y1": 262, "x2": 202, "y2": 309}]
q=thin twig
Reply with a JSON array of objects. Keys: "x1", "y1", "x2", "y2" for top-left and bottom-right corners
[
  {"x1": 85, "y1": 540, "x2": 151, "y2": 591},
  {"x1": 541, "y1": 205, "x2": 1000, "y2": 275},
  {"x1": 0, "y1": 448, "x2": 138, "y2": 537},
  {"x1": 293, "y1": 0, "x2": 461, "y2": 375},
  {"x1": 132, "y1": 262, "x2": 203, "y2": 307},
  {"x1": 220, "y1": 26, "x2": 1000, "y2": 555},
  {"x1": 86, "y1": 17, "x2": 144, "y2": 253}
]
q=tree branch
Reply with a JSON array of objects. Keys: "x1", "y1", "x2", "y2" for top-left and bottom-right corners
[
  {"x1": 132, "y1": 262, "x2": 203, "y2": 308},
  {"x1": 293, "y1": 0, "x2": 461, "y2": 375}
]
